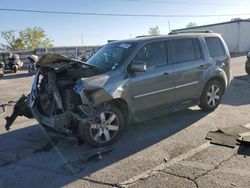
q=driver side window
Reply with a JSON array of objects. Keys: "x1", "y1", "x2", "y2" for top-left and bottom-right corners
[{"x1": 134, "y1": 41, "x2": 168, "y2": 69}]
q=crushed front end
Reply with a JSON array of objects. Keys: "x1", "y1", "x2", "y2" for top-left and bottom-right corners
[{"x1": 6, "y1": 54, "x2": 111, "y2": 137}]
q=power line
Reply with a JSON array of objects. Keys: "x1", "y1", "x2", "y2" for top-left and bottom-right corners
[
  {"x1": 0, "y1": 8, "x2": 249, "y2": 18},
  {"x1": 126, "y1": 0, "x2": 250, "y2": 6}
]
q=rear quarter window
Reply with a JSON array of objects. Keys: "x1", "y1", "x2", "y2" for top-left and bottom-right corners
[{"x1": 205, "y1": 37, "x2": 225, "y2": 58}]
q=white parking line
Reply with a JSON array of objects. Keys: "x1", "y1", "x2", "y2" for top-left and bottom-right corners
[
  {"x1": 243, "y1": 123, "x2": 250, "y2": 129},
  {"x1": 118, "y1": 142, "x2": 211, "y2": 187}
]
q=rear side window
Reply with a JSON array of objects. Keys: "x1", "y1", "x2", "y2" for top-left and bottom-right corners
[
  {"x1": 205, "y1": 37, "x2": 225, "y2": 58},
  {"x1": 172, "y1": 38, "x2": 202, "y2": 63}
]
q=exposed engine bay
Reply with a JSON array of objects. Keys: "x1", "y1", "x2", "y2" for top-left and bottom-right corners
[{"x1": 5, "y1": 54, "x2": 115, "y2": 140}]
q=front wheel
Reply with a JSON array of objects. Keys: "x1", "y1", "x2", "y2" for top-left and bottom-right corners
[
  {"x1": 79, "y1": 106, "x2": 125, "y2": 147},
  {"x1": 199, "y1": 80, "x2": 223, "y2": 111}
]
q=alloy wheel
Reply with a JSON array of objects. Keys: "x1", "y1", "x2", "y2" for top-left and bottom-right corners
[
  {"x1": 206, "y1": 84, "x2": 221, "y2": 107},
  {"x1": 89, "y1": 111, "x2": 119, "y2": 143}
]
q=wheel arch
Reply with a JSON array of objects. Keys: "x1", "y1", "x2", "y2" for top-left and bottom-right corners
[
  {"x1": 108, "y1": 98, "x2": 131, "y2": 127},
  {"x1": 205, "y1": 75, "x2": 226, "y2": 95}
]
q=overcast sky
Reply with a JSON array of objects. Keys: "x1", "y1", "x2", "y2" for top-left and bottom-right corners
[{"x1": 0, "y1": 0, "x2": 250, "y2": 46}]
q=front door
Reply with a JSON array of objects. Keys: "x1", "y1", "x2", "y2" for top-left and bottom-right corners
[{"x1": 128, "y1": 41, "x2": 175, "y2": 117}]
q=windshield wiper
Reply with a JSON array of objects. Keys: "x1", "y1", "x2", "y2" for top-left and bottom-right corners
[{"x1": 81, "y1": 61, "x2": 108, "y2": 71}]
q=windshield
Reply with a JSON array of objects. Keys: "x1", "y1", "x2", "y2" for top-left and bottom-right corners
[{"x1": 86, "y1": 43, "x2": 134, "y2": 70}]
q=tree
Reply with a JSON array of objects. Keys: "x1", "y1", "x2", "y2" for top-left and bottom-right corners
[
  {"x1": 0, "y1": 30, "x2": 24, "y2": 51},
  {"x1": 19, "y1": 27, "x2": 53, "y2": 50},
  {"x1": 148, "y1": 26, "x2": 160, "y2": 35},
  {"x1": 0, "y1": 27, "x2": 53, "y2": 51},
  {"x1": 186, "y1": 22, "x2": 197, "y2": 28}
]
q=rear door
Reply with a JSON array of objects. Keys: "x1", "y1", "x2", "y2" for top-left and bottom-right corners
[
  {"x1": 128, "y1": 41, "x2": 175, "y2": 116},
  {"x1": 171, "y1": 38, "x2": 207, "y2": 104},
  {"x1": 205, "y1": 37, "x2": 230, "y2": 82}
]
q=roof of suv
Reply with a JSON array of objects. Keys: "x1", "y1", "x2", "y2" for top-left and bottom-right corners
[{"x1": 109, "y1": 32, "x2": 221, "y2": 45}]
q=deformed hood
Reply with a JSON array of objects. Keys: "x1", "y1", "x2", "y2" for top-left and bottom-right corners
[{"x1": 36, "y1": 54, "x2": 83, "y2": 69}]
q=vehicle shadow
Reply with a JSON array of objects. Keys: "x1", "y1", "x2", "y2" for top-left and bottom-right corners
[
  {"x1": 222, "y1": 75, "x2": 250, "y2": 106},
  {"x1": 0, "y1": 108, "x2": 209, "y2": 187},
  {"x1": 1, "y1": 72, "x2": 31, "y2": 80}
]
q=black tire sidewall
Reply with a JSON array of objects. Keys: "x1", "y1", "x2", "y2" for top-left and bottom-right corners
[
  {"x1": 80, "y1": 106, "x2": 125, "y2": 147},
  {"x1": 0, "y1": 68, "x2": 4, "y2": 78},
  {"x1": 245, "y1": 65, "x2": 250, "y2": 75},
  {"x1": 199, "y1": 80, "x2": 222, "y2": 111}
]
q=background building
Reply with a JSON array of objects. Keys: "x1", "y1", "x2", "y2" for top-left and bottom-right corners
[{"x1": 173, "y1": 19, "x2": 250, "y2": 53}]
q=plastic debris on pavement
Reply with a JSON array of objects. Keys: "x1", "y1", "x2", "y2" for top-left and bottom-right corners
[{"x1": 206, "y1": 125, "x2": 250, "y2": 148}]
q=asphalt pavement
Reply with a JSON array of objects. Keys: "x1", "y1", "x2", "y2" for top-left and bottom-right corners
[{"x1": 0, "y1": 56, "x2": 249, "y2": 188}]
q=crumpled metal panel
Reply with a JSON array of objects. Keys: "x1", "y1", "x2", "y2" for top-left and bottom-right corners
[{"x1": 36, "y1": 54, "x2": 82, "y2": 68}]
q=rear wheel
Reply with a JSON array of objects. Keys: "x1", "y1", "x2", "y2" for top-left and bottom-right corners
[
  {"x1": 13, "y1": 66, "x2": 17, "y2": 73},
  {"x1": 199, "y1": 80, "x2": 223, "y2": 111},
  {"x1": 79, "y1": 106, "x2": 125, "y2": 147}
]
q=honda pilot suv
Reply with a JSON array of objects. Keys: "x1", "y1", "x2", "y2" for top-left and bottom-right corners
[{"x1": 8, "y1": 32, "x2": 231, "y2": 147}]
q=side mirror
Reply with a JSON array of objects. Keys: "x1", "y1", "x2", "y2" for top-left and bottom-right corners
[{"x1": 130, "y1": 61, "x2": 147, "y2": 72}]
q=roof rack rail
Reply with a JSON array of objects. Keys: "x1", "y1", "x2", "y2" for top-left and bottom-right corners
[
  {"x1": 168, "y1": 30, "x2": 213, "y2": 35},
  {"x1": 135, "y1": 34, "x2": 160, "y2": 38}
]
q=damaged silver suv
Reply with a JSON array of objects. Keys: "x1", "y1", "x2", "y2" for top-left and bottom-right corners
[{"x1": 6, "y1": 32, "x2": 231, "y2": 147}]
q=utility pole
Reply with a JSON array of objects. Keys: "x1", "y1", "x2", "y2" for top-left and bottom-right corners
[
  {"x1": 81, "y1": 33, "x2": 84, "y2": 47},
  {"x1": 168, "y1": 21, "x2": 171, "y2": 32}
]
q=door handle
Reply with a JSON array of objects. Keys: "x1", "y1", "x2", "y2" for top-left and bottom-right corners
[
  {"x1": 163, "y1": 72, "x2": 169, "y2": 77},
  {"x1": 199, "y1": 64, "x2": 208, "y2": 69}
]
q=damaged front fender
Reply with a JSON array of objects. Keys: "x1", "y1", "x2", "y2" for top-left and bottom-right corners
[{"x1": 74, "y1": 74, "x2": 129, "y2": 107}]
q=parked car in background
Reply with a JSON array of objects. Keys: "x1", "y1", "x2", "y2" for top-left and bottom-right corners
[
  {"x1": 8, "y1": 54, "x2": 23, "y2": 73},
  {"x1": 245, "y1": 52, "x2": 250, "y2": 74},
  {"x1": 6, "y1": 32, "x2": 231, "y2": 147}
]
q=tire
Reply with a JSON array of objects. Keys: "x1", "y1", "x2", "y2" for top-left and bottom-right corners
[
  {"x1": 79, "y1": 105, "x2": 125, "y2": 147},
  {"x1": 0, "y1": 68, "x2": 4, "y2": 78},
  {"x1": 245, "y1": 64, "x2": 250, "y2": 75},
  {"x1": 199, "y1": 80, "x2": 223, "y2": 111},
  {"x1": 13, "y1": 67, "x2": 17, "y2": 73}
]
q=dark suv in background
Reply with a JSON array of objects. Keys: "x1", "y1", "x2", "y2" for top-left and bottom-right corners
[{"x1": 8, "y1": 32, "x2": 231, "y2": 147}]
